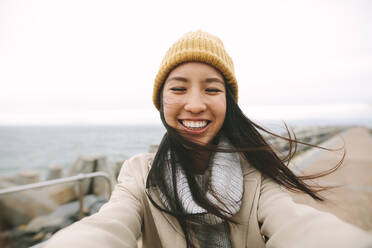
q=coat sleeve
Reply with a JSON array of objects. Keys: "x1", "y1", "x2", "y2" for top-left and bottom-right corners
[
  {"x1": 257, "y1": 176, "x2": 372, "y2": 248},
  {"x1": 43, "y1": 154, "x2": 150, "y2": 248}
]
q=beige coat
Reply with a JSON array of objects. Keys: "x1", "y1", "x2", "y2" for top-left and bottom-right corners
[{"x1": 44, "y1": 153, "x2": 372, "y2": 248}]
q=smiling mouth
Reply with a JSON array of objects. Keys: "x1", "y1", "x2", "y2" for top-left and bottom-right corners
[{"x1": 178, "y1": 120, "x2": 210, "y2": 130}]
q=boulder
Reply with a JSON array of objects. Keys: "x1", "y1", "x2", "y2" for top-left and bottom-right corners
[
  {"x1": 17, "y1": 170, "x2": 40, "y2": 185},
  {"x1": 0, "y1": 182, "x2": 57, "y2": 227},
  {"x1": 48, "y1": 194, "x2": 99, "y2": 219},
  {"x1": 47, "y1": 184, "x2": 77, "y2": 205},
  {"x1": 23, "y1": 194, "x2": 101, "y2": 234},
  {"x1": 47, "y1": 164, "x2": 62, "y2": 180},
  {"x1": 67, "y1": 155, "x2": 116, "y2": 198},
  {"x1": 24, "y1": 216, "x2": 65, "y2": 233}
]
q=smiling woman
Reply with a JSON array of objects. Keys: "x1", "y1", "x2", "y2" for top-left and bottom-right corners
[{"x1": 43, "y1": 30, "x2": 372, "y2": 248}]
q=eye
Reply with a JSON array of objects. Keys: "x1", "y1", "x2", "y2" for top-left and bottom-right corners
[
  {"x1": 205, "y1": 88, "x2": 222, "y2": 93},
  {"x1": 170, "y1": 87, "x2": 186, "y2": 92}
]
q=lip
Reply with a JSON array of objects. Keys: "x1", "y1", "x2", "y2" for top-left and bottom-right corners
[{"x1": 178, "y1": 119, "x2": 210, "y2": 134}]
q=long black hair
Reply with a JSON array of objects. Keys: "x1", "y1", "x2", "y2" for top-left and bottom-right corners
[{"x1": 146, "y1": 83, "x2": 343, "y2": 247}]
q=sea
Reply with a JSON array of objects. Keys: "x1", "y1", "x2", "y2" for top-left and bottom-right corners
[
  {"x1": 0, "y1": 118, "x2": 371, "y2": 179},
  {"x1": 0, "y1": 125, "x2": 166, "y2": 178}
]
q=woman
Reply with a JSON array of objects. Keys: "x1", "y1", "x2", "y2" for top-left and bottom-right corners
[{"x1": 44, "y1": 30, "x2": 372, "y2": 248}]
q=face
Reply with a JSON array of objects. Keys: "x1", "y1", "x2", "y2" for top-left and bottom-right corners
[{"x1": 162, "y1": 62, "x2": 226, "y2": 144}]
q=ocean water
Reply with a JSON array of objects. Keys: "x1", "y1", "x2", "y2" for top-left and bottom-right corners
[
  {"x1": 0, "y1": 119, "x2": 370, "y2": 178},
  {"x1": 0, "y1": 125, "x2": 166, "y2": 177}
]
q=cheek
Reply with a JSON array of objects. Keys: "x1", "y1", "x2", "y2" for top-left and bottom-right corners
[
  {"x1": 162, "y1": 93, "x2": 180, "y2": 126},
  {"x1": 163, "y1": 104, "x2": 173, "y2": 124},
  {"x1": 163, "y1": 106, "x2": 173, "y2": 122},
  {"x1": 162, "y1": 92, "x2": 184, "y2": 106}
]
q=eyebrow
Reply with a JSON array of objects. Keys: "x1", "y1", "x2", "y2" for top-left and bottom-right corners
[
  {"x1": 166, "y1": 76, "x2": 224, "y2": 84},
  {"x1": 166, "y1": 76, "x2": 188, "y2": 83},
  {"x1": 204, "y1": 77, "x2": 224, "y2": 84}
]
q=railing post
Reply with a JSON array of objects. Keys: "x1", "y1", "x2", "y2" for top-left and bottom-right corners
[{"x1": 78, "y1": 177, "x2": 84, "y2": 219}]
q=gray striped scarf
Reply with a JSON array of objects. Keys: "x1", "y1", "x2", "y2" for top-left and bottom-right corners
[{"x1": 158, "y1": 138, "x2": 243, "y2": 247}]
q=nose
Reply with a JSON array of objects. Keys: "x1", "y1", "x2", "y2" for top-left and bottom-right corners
[{"x1": 184, "y1": 90, "x2": 207, "y2": 114}]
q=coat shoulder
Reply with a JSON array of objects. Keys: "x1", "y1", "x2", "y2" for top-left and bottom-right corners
[{"x1": 117, "y1": 153, "x2": 155, "y2": 185}]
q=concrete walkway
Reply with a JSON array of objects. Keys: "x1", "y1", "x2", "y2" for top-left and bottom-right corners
[{"x1": 289, "y1": 127, "x2": 372, "y2": 231}]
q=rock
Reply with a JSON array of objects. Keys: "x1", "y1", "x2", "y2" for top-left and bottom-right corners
[
  {"x1": 2, "y1": 193, "x2": 108, "y2": 247},
  {"x1": 24, "y1": 216, "x2": 65, "y2": 233},
  {"x1": 31, "y1": 232, "x2": 45, "y2": 241},
  {"x1": 47, "y1": 184, "x2": 77, "y2": 205},
  {"x1": 7, "y1": 225, "x2": 48, "y2": 248},
  {"x1": 48, "y1": 194, "x2": 99, "y2": 219},
  {"x1": 0, "y1": 188, "x2": 57, "y2": 227},
  {"x1": 67, "y1": 155, "x2": 116, "y2": 198},
  {"x1": 67, "y1": 155, "x2": 106, "y2": 176},
  {"x1": 0, "y1": 174, "x2": 19, "y2": 185},
  {"x1": 0, "y1": 230, "x2": 12, "y2": 248},
  {"x1": 89, "y1": 198, "x2": 108, "y2": 215},
  {"x1": 0, "y1": 179, "x2": 18, "y2": 191},
  {"x1": 23, "y1": 195, "x2": 100, "y2": 233},
  {"x1": 17, "y1": 170, "x2": 40, "y2": 185},
  {"x1": 93, "y1": 163, "x2": 116, "y2": 197},
  {"x1": 47, "y1": 164, "x2": 62, "y2": 180}
]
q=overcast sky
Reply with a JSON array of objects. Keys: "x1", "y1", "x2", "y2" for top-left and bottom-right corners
[{"x1": 0, "y1": 0, "x2": 371, "y2": 125}]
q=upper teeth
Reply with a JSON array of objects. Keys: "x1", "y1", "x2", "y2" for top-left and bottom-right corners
[{"x1": 182, "y1": 120, "x2": 208, "y2": 128}]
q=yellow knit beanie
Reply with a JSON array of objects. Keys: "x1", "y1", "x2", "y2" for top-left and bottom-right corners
[{"x1": 153, "y1": 30, "x2": 238, "y2": 110}]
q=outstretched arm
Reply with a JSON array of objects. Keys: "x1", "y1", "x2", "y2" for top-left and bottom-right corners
[{"x1": 258, "y1": 176, "x2": 372, "y2": 248}]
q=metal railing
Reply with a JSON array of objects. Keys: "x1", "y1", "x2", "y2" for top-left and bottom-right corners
[
  {"x1": 0, "y1": 172, "x2": 114, "y2": 248},
  {"x1": 0, "y1": 172, "x2": 113, "y2": 219}
]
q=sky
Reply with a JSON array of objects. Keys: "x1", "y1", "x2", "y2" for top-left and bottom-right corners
[{"x1": 0, "y1": 0, "x2": 371, "y2": 125}]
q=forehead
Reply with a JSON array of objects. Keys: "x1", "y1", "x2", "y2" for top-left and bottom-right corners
[{"x1": 167, "y1": 62, "x2": 224, "y2": 78}]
